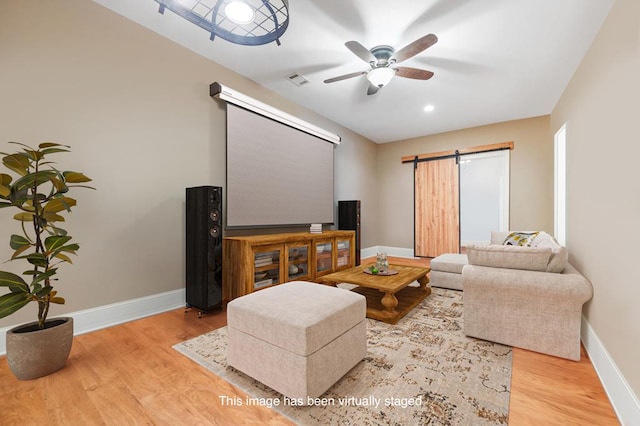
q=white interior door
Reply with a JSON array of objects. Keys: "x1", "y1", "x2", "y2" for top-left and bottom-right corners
[{"x1": 459, "y1": 150, "x2": 510, "y2": 245}]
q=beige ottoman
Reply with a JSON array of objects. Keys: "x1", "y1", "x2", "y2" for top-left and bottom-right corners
[
  {"x1": 430, "y1": 253, "x2": 468, "y2": 290},
  {"x1": 226, "y1": 281, "x2": 366, "y2": 402}
]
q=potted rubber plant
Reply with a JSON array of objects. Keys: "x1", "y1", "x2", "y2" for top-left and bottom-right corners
[{"x1": 0, "y1": 142, "x2": 93, "y2": 380}]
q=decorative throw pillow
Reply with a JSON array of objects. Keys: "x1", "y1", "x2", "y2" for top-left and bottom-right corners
[
  {"x1": 535, "y1": 234, "x2": 569, "y2": 273},
  {"x1": 503, "y1": 231, "x2": 540, "y2": 247},
  {"x1": 490, "y1": 231, "x2": 511, "y2": 245}
]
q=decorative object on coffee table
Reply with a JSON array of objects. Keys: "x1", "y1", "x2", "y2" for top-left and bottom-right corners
[
  {"x1": 375, "y1": 251, "x2": 389, "y2": 271},
  {"x1": 363, "y1": 267, "x2": 398, "y2": 276}
]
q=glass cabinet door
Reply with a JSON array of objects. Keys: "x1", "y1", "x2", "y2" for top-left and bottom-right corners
[
  {"x1": 253, "y1": 245, "x2": 281, "y2": 290},
  {"x1": 336, "y1": 238, "x2": 352, "y2": 270},
  {"x1": 286, "y1": 243, "x2": 310, "y2": 280},
  {"x1": 314, "y1": 239, "x2": 334, "y2": 276}
]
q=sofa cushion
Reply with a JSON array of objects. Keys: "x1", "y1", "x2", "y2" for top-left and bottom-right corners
[
  {"x1": 430, "y1": 253, "x2": 468, "y2": 274},
  {"x1": 466, "y1": 244, "x2": 552, "y2": 272},
  {"x1": 533, "y1": 232, "x2": 569, "y2": 273},
  {"x1": 491, "y1": 231, "x2": 510, "y2": 244}
]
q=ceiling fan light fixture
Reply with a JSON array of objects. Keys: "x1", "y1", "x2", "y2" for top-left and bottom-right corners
[
  {"x1": 324, "y1": 34, "x2": 437, "y2": 95},
  {"x1": 367, "y1": 67, "x2": 395, "y2": 88},
  {"x1": 224, "y1": 1, "x2": 255, "y2": 25}
]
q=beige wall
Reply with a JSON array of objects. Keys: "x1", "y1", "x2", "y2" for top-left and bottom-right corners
[
  {"x1": 551, "y1": 0, "x2": 639, "y2": 398},
  {"x1": 0, "y1": 0, "x2": 377, "y2": 328},
  {"x1": 377, "y1": 116, "x2": 553, "y2": 249}
]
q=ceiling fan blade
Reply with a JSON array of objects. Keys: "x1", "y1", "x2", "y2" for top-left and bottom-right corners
[
  {"x1": 394, "y1": 66, "x2": 435, "y2": 80},
  {"x1": 367, "y1": 84, "x2": 379, "y2": 96},
  {"x1": 393, "y1": 33, "x2": 438, "y2": 63},
  {"x1": 323, "y1": 71, "x2": 366, "y2": 84},
  {"x1": 345, "y1": 41, "x2": 376, "y2": 63}
]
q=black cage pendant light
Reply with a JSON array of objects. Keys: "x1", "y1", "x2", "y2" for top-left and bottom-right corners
[{"x1": 154, "y1": 0, "x2": 289, "y2": 46}]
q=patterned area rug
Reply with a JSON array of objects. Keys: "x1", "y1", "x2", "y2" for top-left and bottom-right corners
[{"x1": 173, "y1": 288, "x2": 512, "y2": 425}]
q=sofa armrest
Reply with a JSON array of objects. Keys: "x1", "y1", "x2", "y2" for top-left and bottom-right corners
[{"x1": 462, "y1": 263, "x2": 593, "y2": 360}]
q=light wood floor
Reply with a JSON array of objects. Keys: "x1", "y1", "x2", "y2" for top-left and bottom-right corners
[{"x1": 0, "y1": 257, "x2": 620, "y2": 425}]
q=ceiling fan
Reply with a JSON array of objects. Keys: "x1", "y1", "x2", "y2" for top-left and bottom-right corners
[{"x1": 323, "y1": 33, "x2": 438, "y2": 95}]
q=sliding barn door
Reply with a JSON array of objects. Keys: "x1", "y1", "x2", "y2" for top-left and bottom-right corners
[{"x1": 414, "y1": 158, "x2": 460, "y2": 257}]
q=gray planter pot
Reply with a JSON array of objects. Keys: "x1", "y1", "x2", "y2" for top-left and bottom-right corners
[{"x1": 6, "y1": 317, "x2": 74, "y2": 380}]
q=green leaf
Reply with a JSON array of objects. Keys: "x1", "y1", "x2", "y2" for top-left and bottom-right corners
[
  {"x1": 8, "y1": 186, "x2": 28, "y2": 204},
  {"x1": 35, "y1": 286, "x2": 53, "y2": 297},
  {"x1": 13, "y1": 212, "x2": 34, "y2": 222},
  {"x1": 0, "y1": 173, "x2": 12, "y2": 185},
  {"x1": 25, "y1": 253, "x2": 48, "y2": 268},
  {"x1": 11, "y1": 170, "x2": 57, "y2": 192},
  {"x1": 10, "y1": 235, "x2": 32, "y2": 259},
  {"x1": 49, "y1": 176, "x2": 68, "y2": 194},
  {"x1": 2, "y1": 153, "x2": 31, "y2": 176},
  {"x1": 11, "y1": 245, "x2": 32, "y2": 259},
  {"x1": 63, "y1": 171, "x2": 92, "y2": 183},
  {"x1": 0, "y1": 173, "x2": 11, "y2": 197},
  {"x1": 38, "y1": 142, "x2": 69, "y2": 150},
  {"x1": 45, "y1": 235, "x2": 72, "y2": 252},
  {"x1": 57, "y1": 243, "x2": 79, "y2": 254},
  {"x1": 54, "y1": 252, "x2": 73, "y2": 263},
  {"x1": 51, "y1": 243, "x2": 79, "y2": 262},
  {"x1": 43, "y1": 196, "x2": 76, "y2": 213},
  {"x1": 39, "y1": 147, "x2": 70, "y2": 156},
  {"x1": 10, "y1": 234, "x2": 30, "y2": 250},
  {"x1": 49, "y1": 224, "x2": 68, "y2": 236},
  {"x1": 42, "y1": 211, "x2": 65, "y2": 223},
  {"x1": 0, "y1": 271, "x2": 29, "y2": 292},
  {"x1": 31, "y1": 268, "x2": 57, "y2": 286},
  {"x1": 0, "y1": 292, "x2": 31, "y2": 319}
]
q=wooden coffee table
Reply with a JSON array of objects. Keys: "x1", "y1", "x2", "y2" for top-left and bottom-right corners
[{"x1": 319, "y1": 264, "x2": 431, "y2": 324}]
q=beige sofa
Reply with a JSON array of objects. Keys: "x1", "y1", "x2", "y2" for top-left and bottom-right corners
[{"x1": 462, "y1": 231, "x2": 593, "y2": 361}]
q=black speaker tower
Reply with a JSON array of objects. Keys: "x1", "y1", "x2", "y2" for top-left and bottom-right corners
[
  {"x1": 338, "y1": 200, "x2": 361, "y2": 265},
  {"x1": 186, "y1": 186, "x2": 223, "y2": 314}
]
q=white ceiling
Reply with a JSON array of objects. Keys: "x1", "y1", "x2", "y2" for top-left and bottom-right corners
[{"x1": 92, "y1": 0, "x2": 614, "y2": 143}]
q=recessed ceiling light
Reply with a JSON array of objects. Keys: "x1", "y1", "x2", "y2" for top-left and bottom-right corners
[
  {"x1": 224, "y1": 1, "x2": 255, "y2": 25},
  {"x1": 423, "y1": 104, "x2": 435, "y2": 112}
]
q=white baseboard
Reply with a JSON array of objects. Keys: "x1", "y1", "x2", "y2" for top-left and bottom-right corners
[
  {"x1": 0, "y1": 288, "x2": 186, "y2": 356},
  {"x1": 582, "y1": 316, "x2": 640, "y2": 425},
  {"x1": 362, "y1": 246, "x2": 418, "y2": 260}
]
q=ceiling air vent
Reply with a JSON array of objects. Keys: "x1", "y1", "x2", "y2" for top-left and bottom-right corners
[{"x1": 287, "y1": 73, "x2": 310, "y2": 87}]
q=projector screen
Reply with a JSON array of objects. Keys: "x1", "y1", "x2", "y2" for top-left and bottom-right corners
[{"x1": 226, "y1": 104, "x2": 335, "y2": 228}]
